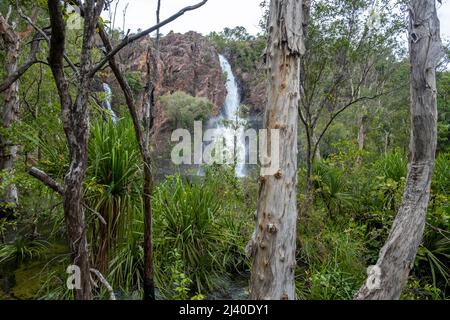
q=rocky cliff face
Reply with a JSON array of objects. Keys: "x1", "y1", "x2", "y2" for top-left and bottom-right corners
[{"x1": 116, "y1": 31, "x2": 226, "y2": 113}]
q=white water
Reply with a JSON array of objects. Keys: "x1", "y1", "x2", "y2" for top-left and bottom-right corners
[
  {"x1": 210, "y1": 55, "x2": 247, "y2": 177},
  {"x1": 102, "y1": 83, "x2": 118, "y2": 123}
]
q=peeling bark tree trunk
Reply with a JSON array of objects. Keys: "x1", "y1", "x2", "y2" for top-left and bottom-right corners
[
  {"x1": 355, "y1": 0, "x2": 443, "y2": 300},
  {"x1": 0, "y1": 15, "x2": 19, "y2": 208},
  {"x1": 248, "y1": 0, "x2": 303, "y2": 300}
]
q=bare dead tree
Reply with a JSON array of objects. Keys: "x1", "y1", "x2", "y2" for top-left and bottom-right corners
[
  {"x1": 355, "y1": 0, "x2": 444, "y2": 300},
  {"x1": 122, "y1": 2, "x2": 128, "y2": 34},
  {"x1": 139, "y1": 0, "x2": 162, "y2": 300},
  {"x1": 90, "y1": 268, "x2": 116, "y2": 300}
]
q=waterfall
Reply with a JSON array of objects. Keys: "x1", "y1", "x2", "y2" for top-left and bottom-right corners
[
  {"x1": 102, "y1": 83, "x2": 118, "y2": 123},
  {"x1": 207, "y1": 55, "x2": 247, "y2": 177}
]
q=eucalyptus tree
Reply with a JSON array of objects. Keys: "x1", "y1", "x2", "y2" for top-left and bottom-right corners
[
  {"x1": 299, "y1": 0, "x2": 404, "y2": 195},
  {"x1": 0, "y1": 4, "x2": 41, "y2": 210},
  {"x1": 0, "y1": 12, "x2": 20, "y2": 210},
  {"x1": 356, "y1": 0, "x2": 444, "y2": 300},
  {"x1": 247, "y1": 0, "x2": 304, "y2": 300}
]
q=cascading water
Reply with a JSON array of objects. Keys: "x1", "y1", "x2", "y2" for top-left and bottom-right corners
[
  {"x1": 205, "y1": 55, "x2": 247, "y2": 177},
  {"x1": 102, "y1": 83, "x2": 118, "y2": 123}
]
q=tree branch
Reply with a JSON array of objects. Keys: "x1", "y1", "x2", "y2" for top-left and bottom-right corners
[
  {"x1": 15, "y1": 1, "x2": 79, "y2": 75},
  {"x1": 28, "y1": 167, "x2": 107, "y2": 225},
  {"x1": 88, "y1": 0, "x2": 208, "y2": 77},
  {"x1": 90, "y1": 268, "x2": 116, "y2": 300},
  {"x1": 29, "y1": 167, "x2": 64, "y2": 195},
  {"x1": 312, "y1": 90, "x2": 397, "y2": 157},
  {"x1": 0, "y1": 13, "x2": 43, "y2": 92}
]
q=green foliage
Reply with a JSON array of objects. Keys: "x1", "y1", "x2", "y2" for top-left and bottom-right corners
[
  {"x1": 374, "y1": 150, "x2": 407, "y2": 182},
  {"x1": 160, "y1": 91, "x2": 214, "y2": 129},
  {"x1": 402, "y1": 278, "x2": 446, "y2": 300},
  {"x1": 0, "y1": 237, "x2": 49, "y2": 264},
  {"x1": 437, "y1": 71, "x2": 450, "y2": 153},
  {"x1": 167, "y1": 249, "x2": 205, "y2": 300},
  {"x1": 37, "y1": 256, "x2": 75, "y2": 300},
  {"x1": 433, "y1": 153, "x2": 450, "y2": 195},
  {"x1": 298, "y1": 146, "x2": 449, "y2": 299},
  {"x1": 296, "y1": 211, "x2": 366, "y2": 300},
  {"x1": 107, "y1": 222, "x2": 144, "y2": 294},
  {"x1": 124, "y1": 71, "x2": 145, "y2": 94},
  {"x1": 153, "y1": 175, "x2": 222, "y2": 293},
  {"x1": 312, "y1": 161, "x2": 353, "y2": 219},
  {"x1": 86, "y1": 117, "x2": 141, "y2": 271}
]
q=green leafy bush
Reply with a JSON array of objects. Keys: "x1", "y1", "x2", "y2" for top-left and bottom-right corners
[
  {"x1": 153, "y1": 175, "x2": 223, "y2": 293},
  {"x1": 160, "y1": 91, "x2": 214, "y2": 129}
]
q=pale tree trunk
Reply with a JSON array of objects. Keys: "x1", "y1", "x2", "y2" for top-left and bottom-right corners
[
  {"x1": 357, "y1": 113, "x2": 366, "y2": 152},
  {"x1": 0, "y1": 15, "x2": 19, "y2": 208},
  {"x1": 356, "y1": 0, "x2": 443, "y2": 300},
  {"x1": 356, "y1": 108, "x2": 367, "y2": 164},
  {"x1": 384, "y1": 131, "x2": 390, "y2": 155},
  {"x1": 247, "y1": 0, "x2": 303, "y2": 300}
]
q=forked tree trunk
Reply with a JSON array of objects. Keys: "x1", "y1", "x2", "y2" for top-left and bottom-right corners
[
  {"x1": 355, "y1": 0, "x2": 443, "y2": 300},
  {"x1": 0, "y1": 15, "x2": 19, "y2": 208},
  {"x1": 248, "y1": 0, "x2": 303, "y2": 300},
  {"x1": 48, "y1": 0, "x2": 104, "y2": 300}
]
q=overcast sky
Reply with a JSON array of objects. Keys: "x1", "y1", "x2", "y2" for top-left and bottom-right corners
[{"x1": 103, "y1": 0, "x2": 450, "y2": 41}]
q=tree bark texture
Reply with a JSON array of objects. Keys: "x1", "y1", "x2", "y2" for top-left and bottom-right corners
[
  {"x1": 0, "y1": 15, "x2": 19, "y2": 207},
  {"x1": 248, "y1": 0, "x2": 303, "y2": 300},
  {"x1": 355, "y1": 0, "x2": 443, "y2": 300}
]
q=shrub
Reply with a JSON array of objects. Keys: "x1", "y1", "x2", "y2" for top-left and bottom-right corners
[
  {"x1": 160, "y1": 91, "x2": 214, "y2": 129},
  {"x1": 312, "y1": 161, "x2": 352, "y2": 219},
  {"x1": 152, "y1": 175, "x2": 223, "y2": 293}
]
